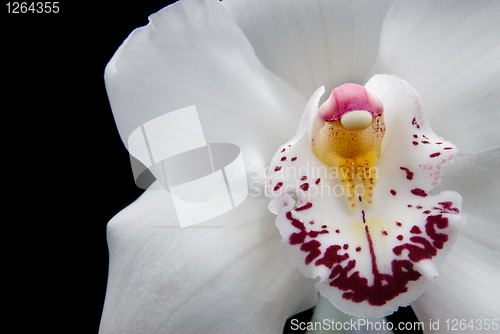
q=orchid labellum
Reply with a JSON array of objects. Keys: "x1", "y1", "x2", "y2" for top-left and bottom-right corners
[
  {"x1": 101, "y1": 0, "x2": 500, "y2": 333},
  {"x1": 266, "y1": 75, "x2": 464, "y2": 318}
]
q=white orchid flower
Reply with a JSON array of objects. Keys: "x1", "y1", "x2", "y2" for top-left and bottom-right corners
[{"x1": 100, "y1": 0, "x2": 500, "y2": 333}]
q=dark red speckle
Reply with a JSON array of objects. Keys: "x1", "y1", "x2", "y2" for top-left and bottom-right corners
[
  {"x1": 274, "y1": 182, "x2": 283, "y2": 192},
  {"x1": 382, "y1": 231, "x2": 388, "y2": 236},
  {"x1": 356, "y1": 247, "x2": 361, "y2": 252},
  {"x1": 438, "y1": 201, "x2": 460, "y2": 214},
  {"x1": 343, "y1": 244, "x2": 349, "y2": 250},
  {"x1": 390, "y1": 189, "x2": 397, "y2": 195},
  {"x1": 296, "y1": 202, "x2": 313, "y2": 211},
  {"x1": 443, "y1": 147, "x2": 453, "y2": 150},
  {"x1": 315, "y1": 245, "x2": 349, "y2": 269},
  {"x1": 397, "y1": 235, "x2": 404, "y2": 241},
  {"x1": 316, "y1": 178, "x2": 321, "y2": 185},
  {"x1": 413, "y1": 134, "x2": 418, "y2": 138},
  {"x1": 281, "y1": 148, "x2": 286, "y2": 153},
  {"x1": 410, "y1": 225, "x2": 422, "y2": 234},
  {"x1": 423, "y1": 210, "x2": 431, "y2": 214},
  {"x1": 281, "y1": 157, "x2": 287, "y2": 161},
  {"x1": 291, "y1": 157, "x2": 297, "y2": 161},
  {"x1": 300, "y1": 183, "x2": 310, "y2": 191},
  {"x1": 336, "y1": 229, "x2": 340, "y2": 234},
  {"x1": 430, "y1": 152, "x2": 441, "y2": 158},
  {"x1": 411, "y1": 188, "x2": 428, "y2": 197},
  {"x1": 275, "y1": 166, "x2": 282, "y2": 172},
  {"x1": 301, "y1": 240, "x2": 322, "y2": 265},
  {"x1": 322, "y1": 225, "x2": 327, "y2": 229},
  {"x1": 412, "y1": 141, "x2": 419, "y2": 146},
  {"x1": 400, "y1": 167, "x2": 414, "y2": 180},
  {"x1": 396, "y1": 222, "x2": 402, "y2": 226},
  {"x1": 422, "y1": 141, "x2": 430, "y2": 144},
  {"x1": 301, "y1": 176, "x2": 307, "y2": 180}
]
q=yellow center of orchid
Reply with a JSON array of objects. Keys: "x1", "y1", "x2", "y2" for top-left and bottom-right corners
[{"x1": 311, "y1": 84, "x2": 386, "y2": 210}]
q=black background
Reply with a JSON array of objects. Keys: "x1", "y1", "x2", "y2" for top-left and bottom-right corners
[
  {"x1": 2, "y1": 1, "x2": 420, "y2": 333},
  {"x1": 2, "y1": 2, "x2": 174, "y2": 332}
]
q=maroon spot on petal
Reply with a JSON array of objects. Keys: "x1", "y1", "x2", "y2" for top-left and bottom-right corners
[
  {"x1": 356, "y1": 247, "x2": 361, "y2": 252},
  {"x1": 416, "y1": 205, "x2": 423, "y2": 209},
  {"x1": 436, "y1": 142, "x2": 443, "y2": 145},
  {"x1": 413, "y1": 134, "x2": 418, "y2": 138},
  {"x1": 274, "y1": 182, "x2": 283, "y2": 192},
  {"x1": 393, "y1": 236, "x2": 437, "y2": 262},
  {"x1": 423, "y1": 210, "x2": 431, "y2": 214},
  {"x1": 281, "y1": 148, "x2": 286, "y2": 153},
  {"x1": 296, "y1": 202, "x2": 313, "y2": 211},
  {"x1": 443, "y1": 147, "x2": 453, "y2": 150},
  {"x1": 336, "y1": 229, "x2": 340, "y2": 234},
  {"x1": 301, "y1": 176, "x2": 307, "y2": 181},
  {"x1": 397, "y1": 235, "x2": 404, "y2": 241},
  {"x1": 315, "y1": 178, "x2": 321, "y2": 185},
  {"x1": 382, "y1": 231, "x2": 388, "y2": 236},
  {"x1": 301, "y1": 240, "x2": 322, "y2": 265},
  {"x1": 343, "y1": 244, "x2": 349, "y2": 250},
  {"x1": 422, "y1": 141, "x2": 430, "y2": 144},
  {"x1": 291, "y1": 157, "x2": 297, "y2": 161},
  {"x1": 390, "y1": 189, "x2": 397, "y2": 196},
  {"x1": 423, "y1": 135, "x2": 428, "y2": 139},
  {"x1": 430, "y1": 152, "x2": 441, "y2": 158},
  {"x1": 412, "y1": 117, "x2": 420, "y2": 129},
  {"x1": 281, "y1": 157, "x2": 287, "y2": 161},
  {"x1": 315, "y1": 245, "x2": 349, "y2": 269},
  {"x1": 407, "y1": 204, "x2": 412, "y2": 208},
  {"x1": 400, "y1": 167, "x2": 414, "y2": 180},
  {"x1": 438, "y1": 201, "x2": 460, "y2": 214},
  {"x1": 412, "y1": 141, "x2": 419, "y2": 146},
  {"x1": 410, "y1": 225, "x2": 422, "y2": 234},
  {"x1": 426, "y1": 215, "x2": 449, "y2": 249},
  {"x1": 274, "y1": 166, "x2": 282, "y2": 172},
  {"x1": 411, "y1": 188, "x2": 428, "y2": 197},
  {"x1": 300, "y1": 183, "x2": 310, "y2": 191},
  {"x1": 396, "y1": 221, "x2": 402, "y2": 227}
]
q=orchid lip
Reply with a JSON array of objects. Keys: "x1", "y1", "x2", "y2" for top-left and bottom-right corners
[{"x1": 266, "y1": 74, "x2": 464, "y2": 318}]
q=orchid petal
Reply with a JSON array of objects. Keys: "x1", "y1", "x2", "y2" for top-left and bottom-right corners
[
  {"x1": 105, "y1": 0, "x2": 307, "y2": 165},
  {"x1": 412, "y1": 148, "x2": 500, "y2": 328},
  {"x1": 223, "y1": 0, "x2": 395, "y2": 97},
  {"x1": 368, "y1": 0, "x2": 500, "y2": 154},
  {"x1": 266, "y1": 74, "x2": 465, "y2": 318},
  {"x1": 99, "y1": 183, "x2": 318, "y2": 333}
]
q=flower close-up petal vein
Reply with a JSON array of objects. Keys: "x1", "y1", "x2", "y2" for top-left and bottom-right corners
[{"x1": 100, "y1": 0, "x2": 500, "y2": 333}]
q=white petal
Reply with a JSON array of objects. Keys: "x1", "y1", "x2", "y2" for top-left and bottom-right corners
[
  {"x1": 223, "y1": 0, "x2": 395, "y2": 98},
  {"x1": 368, "y1": 0, "x2": 500, "y2": 154},
  {"x1": 105, "y1": 0, "x2": 307, "y2": 165},
  {"x1": 266, "y1": 75, "x2": 465, "y2": 318},
  {"x1": 100, "y1": 183, "x2": 318, "y2": 334}
]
